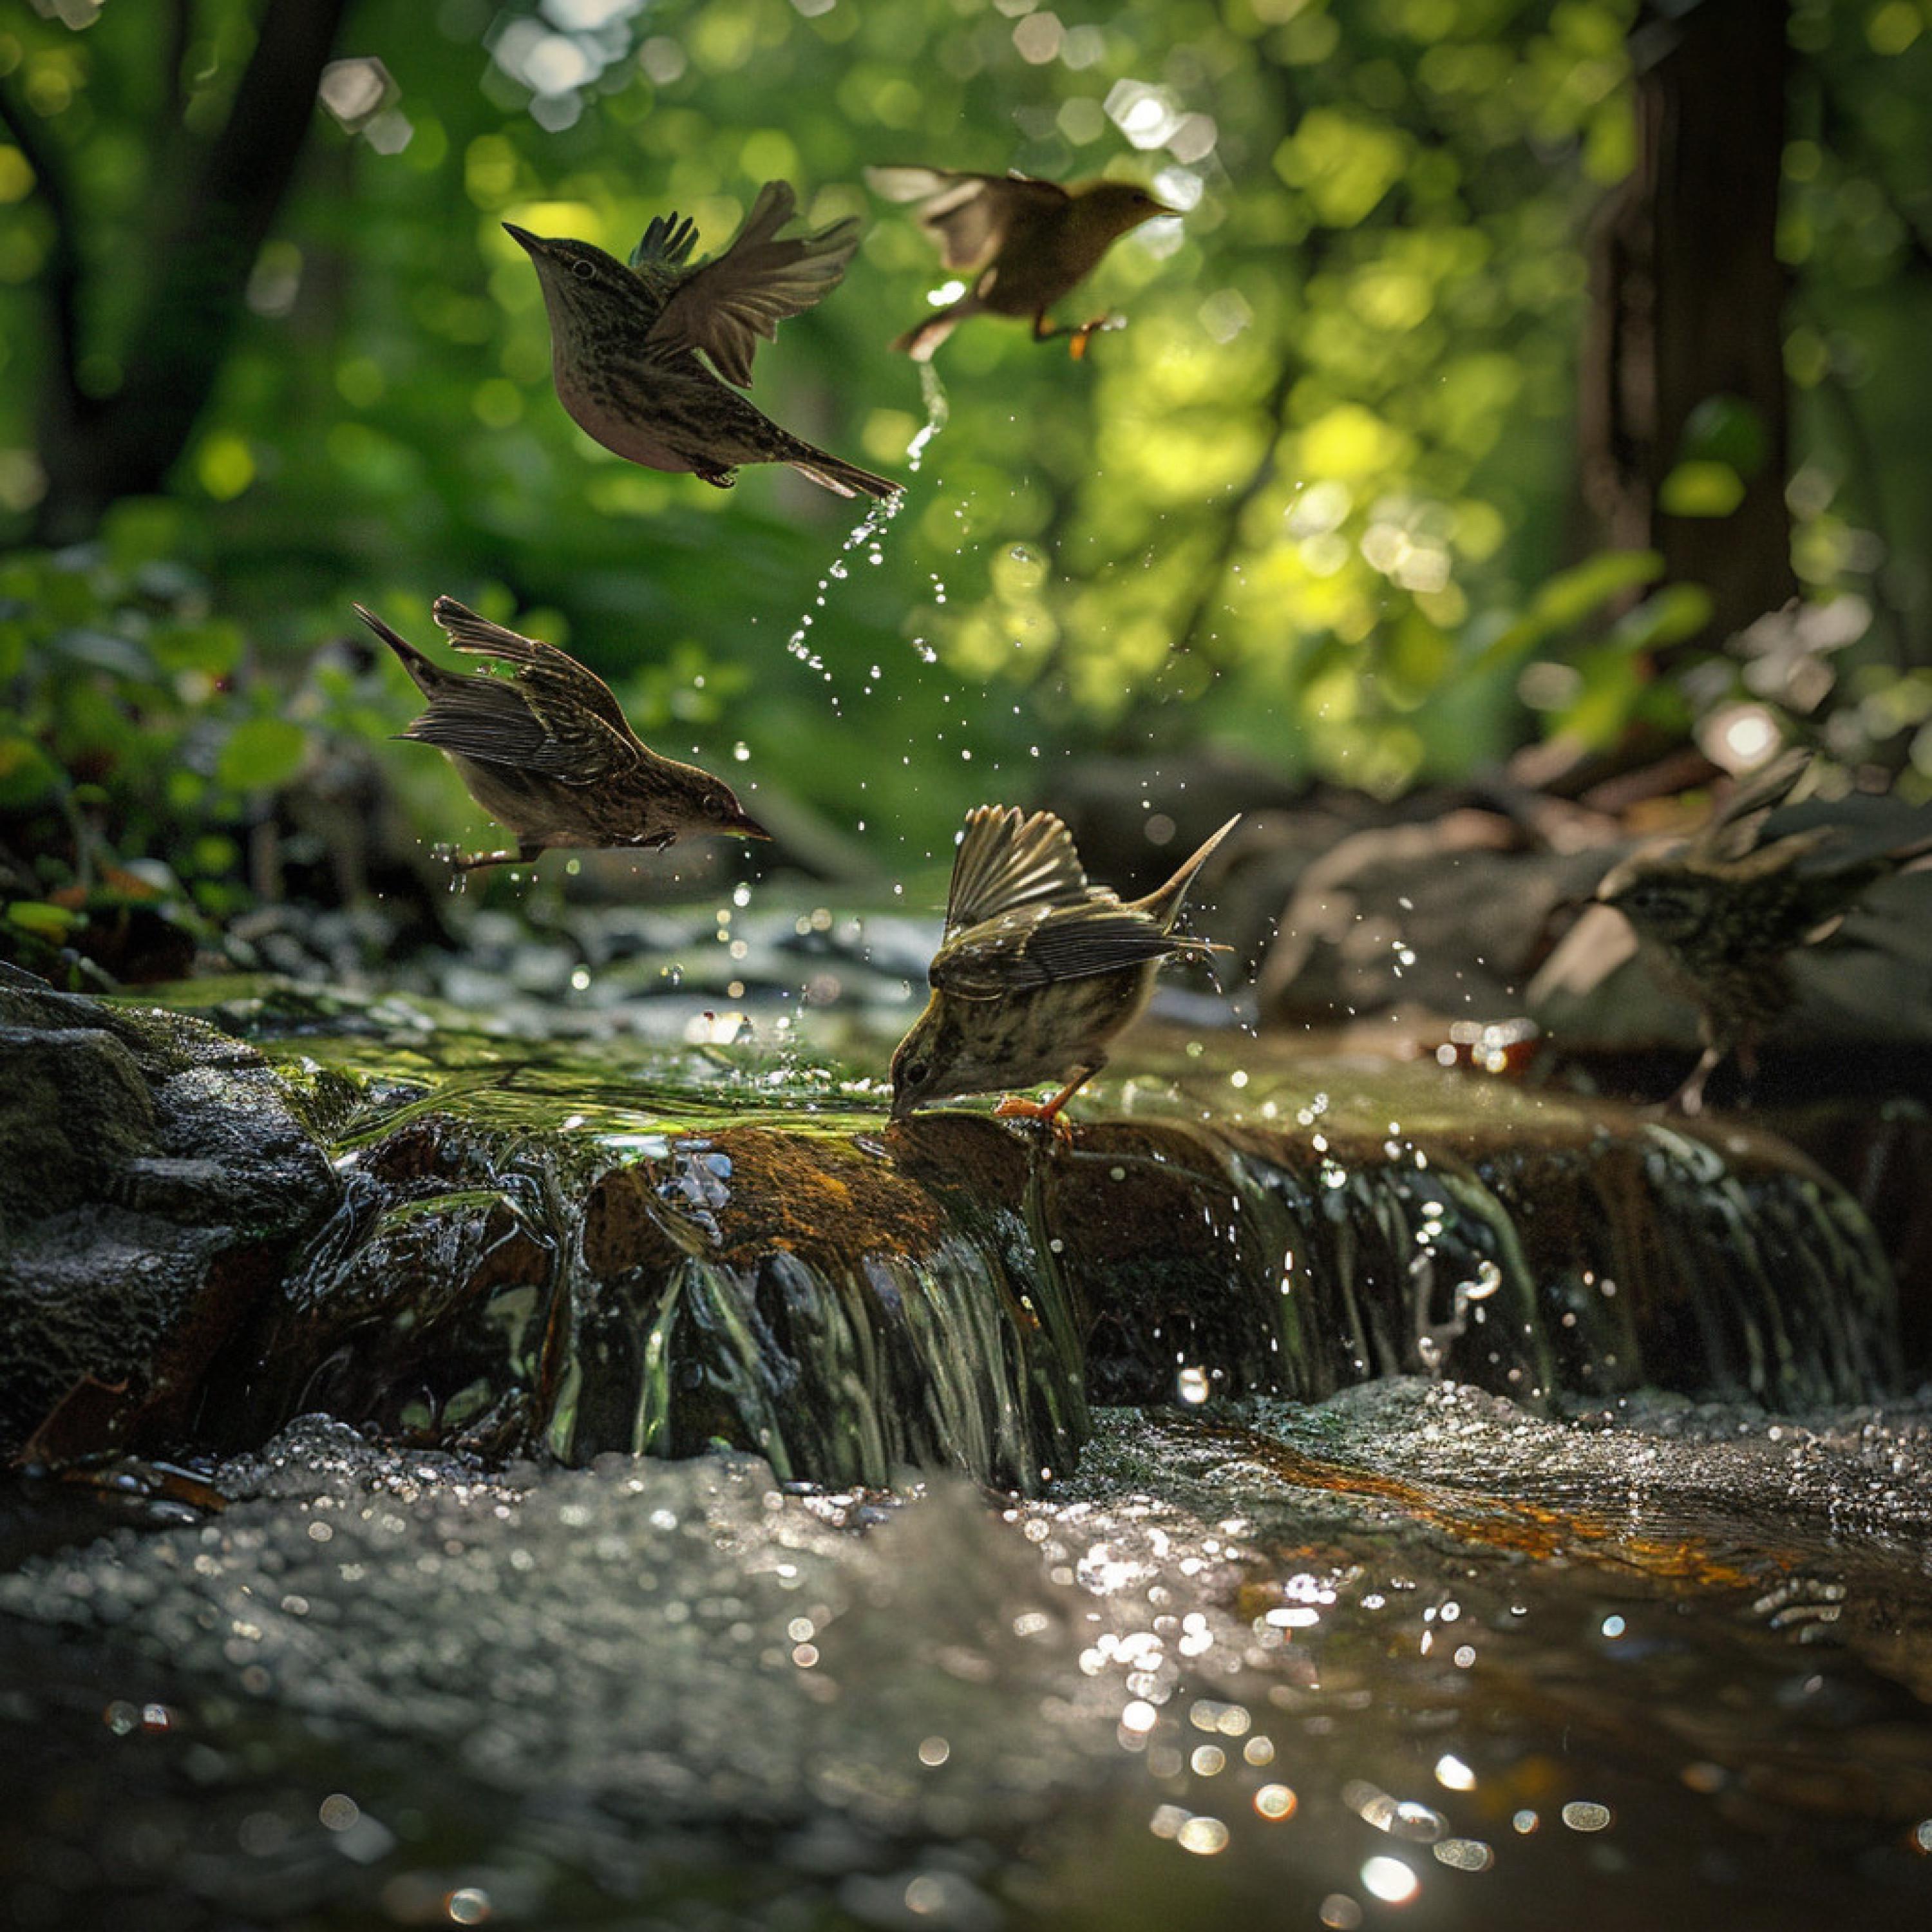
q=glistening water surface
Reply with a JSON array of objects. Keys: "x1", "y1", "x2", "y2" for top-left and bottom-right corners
[
  {"x1": 5, "y1": 1385, "x2": 1932, "y2": 1931},
  {"x1": 4, "y1": 980, "x2": 1927, "y2": 1929}
]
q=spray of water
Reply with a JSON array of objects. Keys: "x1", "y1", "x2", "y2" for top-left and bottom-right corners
[{"x1": 782, "y1": 363, "x2": 951, "y2": 695}]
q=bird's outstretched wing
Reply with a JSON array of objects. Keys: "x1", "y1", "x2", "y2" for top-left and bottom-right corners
[
  {"x1": 1690, "y1": 749, "x2": 1812, "y2": 863},
  {"x1": 865, "y1": 167, "x2": 1066, "y2": 272},
  {"x1": 943, "y1": 804, "x2": 1091, "y2": 939},
  {"x1": 933, "y1": 905, "x2": 1209, "y2": 998},
  {"x1": 417, "y1": 598, "x2": 641, "y2": 784},
  {"x1": 645, "y1": 180, "x2": 860, "y2": 388}
]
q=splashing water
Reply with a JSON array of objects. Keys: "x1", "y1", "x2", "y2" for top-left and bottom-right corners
[
  {"x1": 783, "y1": 486, "x2": 911, "y2": 699},
  {"x1": 906, "y1": 358, "x2": 949, "y2": 473},
  {"x1": 781, "y1": 379, "x2": 945, "y2": 708}
]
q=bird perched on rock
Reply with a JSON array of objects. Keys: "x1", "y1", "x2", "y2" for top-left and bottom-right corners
[
  {"x1": 504, "y1": 181, "x2": 899, "y2": 500},
  {"x1": 357, "y1": 596, "x2": 768, "y2": 874},
  {"x1": 865, "y1": 167, "x2": 1173, "y2": 361},
  {"x1": 1595, "y1": 752, "x2": 1932, "y2": 1113},
  {"x1": 890, "y1": 804, "x2": 1238, "y2": 1129}
]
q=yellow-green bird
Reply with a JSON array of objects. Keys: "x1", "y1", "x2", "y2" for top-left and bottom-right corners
[
  {"x1": 358, "y1": 596, "x2": 768, "y2": 875},
  {"x1": 866, "y1": 166, "x2": 1174, "y2": 361},
  {"x1": 889, "y1": 804, "x2": 1238, "y2": 1128},
  {"x1": 505, "y1": 180, "x2": 899, "y2": 500}
]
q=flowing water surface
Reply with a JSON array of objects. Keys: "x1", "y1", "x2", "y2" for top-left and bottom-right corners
[{"x1": 3, "y1": 983, "x2": 1929, "y2": 1930}]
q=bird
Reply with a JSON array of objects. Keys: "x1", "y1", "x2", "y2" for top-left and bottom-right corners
[
  {"x1": 1595, "y1": 751, "x2": 1932, "y2": 1113},
  {"x1": 865, "y1": 166, "x2": 1174, "y2": 361},
  {"x1": 356, "y1": 596, "x2": 768, "y2": 874},
  {"x1": 889, "y1": 804, "x2": 1239, "y2": 1129},
  {"x1": 504, "y1": 180, "x2": 900, "y2": 500}
]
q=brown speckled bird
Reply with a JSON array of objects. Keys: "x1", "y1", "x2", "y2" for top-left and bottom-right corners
[
  {"x1": 505, "y1": 181, "x2": 898, "y2": 500},
  {"x1": 358, "y1": 596, "x2": 767, "y2": 874},
  {"x1": 889, "y1": 804, "x2": 1238, "y2": 1128},
  {"x1": 866, "y1": 167, "x2": 1173, "y2": 361},
  {"x1": 1596, "y1": 752, "x2": 1932, "y2": 1113}
]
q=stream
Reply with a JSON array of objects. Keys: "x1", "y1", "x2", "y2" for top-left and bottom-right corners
[{"x1": 2, "y1": 938, "x2": 1929, "y2": 1929}]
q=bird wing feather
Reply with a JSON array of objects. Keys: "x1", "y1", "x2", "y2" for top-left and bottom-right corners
[
  {"x1": 646, "y1": 180, "x2": 860, "y2": 389},
  {"x1": 934, "y1": 906, "x2": 1204, "y2": 998},
  {"x1": 424, "y1": 598, "x2": 641, "y2": 782},
  {"x1": 866, "y1": 167, "x2": 1066, "y2": 272},
  {"x1": 943, "y1": 804, "x2": 1091, "y2": 938},
  {"x1": 1691, "y1": 749, "x2": 1813, "y2": 862},
  {"x1": 630, "y1": 211, "x2": 700, "y2": 272}
]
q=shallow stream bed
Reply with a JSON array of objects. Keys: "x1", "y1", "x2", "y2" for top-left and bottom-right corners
[
  {"x1": 3, "y1": 973, "x2": 1930, "y2": 1929},
  {"x1": 6, "y1": 1386, "x2": 1932, "y2": 1931}
]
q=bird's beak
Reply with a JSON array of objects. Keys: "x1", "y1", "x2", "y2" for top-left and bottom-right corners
[
  {"x1": 502, "y1": 223, "x2": 544, "y2": 255},
  {"x1": 728, "y1": 806, "x2": 772, "y2": 840}
]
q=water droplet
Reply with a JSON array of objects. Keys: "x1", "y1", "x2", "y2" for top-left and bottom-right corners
[
  {"x1": 1360, "y1": 1856, "x2": 1419, "y2": 1904},
  {"x1": 1561, "y1": 1801, "x2": 1612, "y2": 1833},
  {"x1": 1177, "y1": 1816, "x2": 1229, "y2": 1856}
]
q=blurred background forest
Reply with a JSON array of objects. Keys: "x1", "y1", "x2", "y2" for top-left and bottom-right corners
[{"x1": 3, "y1": 0, "x2": 1931, "y2": 981}]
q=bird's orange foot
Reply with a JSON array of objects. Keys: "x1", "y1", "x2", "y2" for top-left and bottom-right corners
[
  {"x1": 994, "y1": 1094, "x2": 1077, "y2": 1143},
  {"x1": 1068, "y1": 314, "x2": 1126, "y2": 361}
]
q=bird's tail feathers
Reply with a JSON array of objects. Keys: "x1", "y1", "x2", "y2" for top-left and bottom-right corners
[
  {"x1": 786, "y1": 451, "x2": 902, "y2": 502},
  {"x1": 354, "y1": 603, "x2": 443, "y2": 696},
  {"x1": 1137, "y1": 815, "x2": 1242, "y2": 930}
]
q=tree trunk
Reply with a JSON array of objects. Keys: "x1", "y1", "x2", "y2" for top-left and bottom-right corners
[
  {"x1": 26, "y1": 0, "x2": 353, "y2": 544},
  {"x1": 1578, "y1": 0, "x2": 1794, "y2": 650}
]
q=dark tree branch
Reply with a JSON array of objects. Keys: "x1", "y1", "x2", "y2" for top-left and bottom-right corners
[
  {"x1": 164, "y1": 0, "x2": 196, "y2": 121},
  {"x1": 33, "y1": 0, "x2": 354, "y2": 541},
  {"x1": 0, "y1": 81, "x2": 84, "y2": 425}
]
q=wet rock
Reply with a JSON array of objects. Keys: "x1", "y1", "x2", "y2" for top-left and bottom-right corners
[
  {"x1": 207, "y1": 1028, "x2": 1904, "y2": 1490},
  {"x1": 1256, "y1": 809, "x2": 1615, "y2": 1028},
  {"x1": 2, "y1": 971, "x2": 1911, "y2": 1490},
  {"x1": 0, "y1": 965, "x2": 341, "y2": 1457}
]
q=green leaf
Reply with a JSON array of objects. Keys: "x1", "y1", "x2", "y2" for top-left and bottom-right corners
[
  {"x1": 5, "y1": 900, "x2": 80, "y2": 943},
  {"x1": 1679, "y1": 394, "x2": 1770, "y2": 477},
  {"x1": 1475, "y1": 550, "x2": 1665, "y2": 667},
  {"x1": 1607, "y1": 583, "x2": 1715, "y2": 652},
  {"x1": 0, "y1": 734, "x2": 60, "y2": 807},
  {"x1": 216, "y1": 717, "x2": 307, "y2": 792},
  {"x1": 1658, "y1": 460, "x2": 1746, "y2": 518},
  {"x1": 152, "y1": 619, "x2": 243, "y2": 678}
]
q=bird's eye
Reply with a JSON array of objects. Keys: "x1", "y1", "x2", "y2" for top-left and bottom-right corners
[
  {"x1": 571, "y1": 258, "x2": 596, "y2": 281},
  {"x1": 702, "y1": 793, "x2": 726, "y2": 819},
  {"x1": 901, "y1": 1059, "x2": 930, "y2": 1088}
]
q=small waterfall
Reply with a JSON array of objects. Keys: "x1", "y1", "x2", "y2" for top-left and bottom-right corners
[{"x1": 218, "y1": 1052, "x2": 1906, "y2": 1493}]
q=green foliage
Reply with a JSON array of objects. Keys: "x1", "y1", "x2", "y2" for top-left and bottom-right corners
[
  {"x1": 0, "y1": 0, "x2": 1927, "y2": 961},
  {"x1": 0, "y1": 535, "x2": 299, "y2": 970}
]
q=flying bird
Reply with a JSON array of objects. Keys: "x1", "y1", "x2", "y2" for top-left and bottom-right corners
[
  {"x1": 866, "y1": 166, "x2": 1173, "y2": 361},
  {"x1": 504, "y1": 180, "x2": 899, "y2": 500},
  {"x1": 358, "y1": 596, "x2": 768, "y2": 874},
  {"x1": 1596, "y1": 751, "x2": 1932, "y2": 1113},
  {"x1": 889, "y1": 804, "x2": 1238, "y2": 1129}
]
